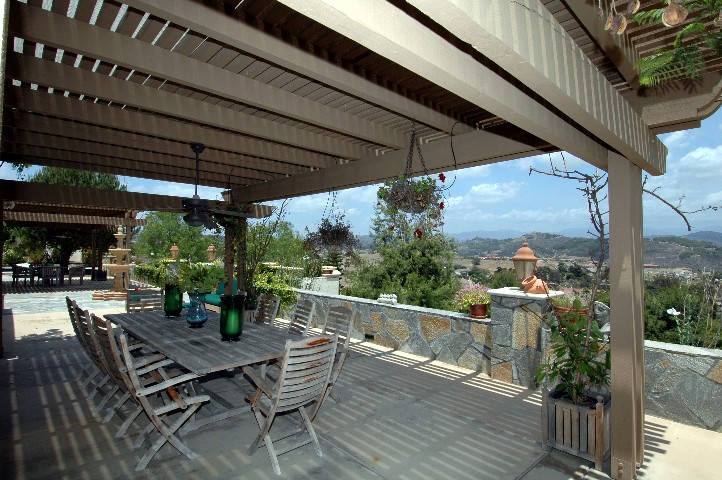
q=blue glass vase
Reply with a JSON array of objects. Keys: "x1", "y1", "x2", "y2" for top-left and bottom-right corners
[{"x1": 186, "y1": 291, "x2": 208, "y2": 328}]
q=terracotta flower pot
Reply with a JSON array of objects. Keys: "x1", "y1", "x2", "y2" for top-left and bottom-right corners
[{"x1": 469, "y1": 303, "x2": 488, "y2": 319}]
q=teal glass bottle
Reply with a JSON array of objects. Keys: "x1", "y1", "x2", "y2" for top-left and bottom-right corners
[
  {"x1": 220, "y1": 293, "x2": 246, "y2": 341},
  {"x1": 164, "y1": 284, "x2": 183, "y2": 317}
]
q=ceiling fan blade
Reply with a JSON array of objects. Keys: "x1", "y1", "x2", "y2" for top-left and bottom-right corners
[{"x1": 208, "y1": 208, "x2": 253, "y2": 219}]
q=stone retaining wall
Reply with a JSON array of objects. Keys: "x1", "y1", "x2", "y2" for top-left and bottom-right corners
[
  {"x1": 293, "y1": 289, "x2": 722, "y2": 432},
  {"x1": 293, "y1": 290, "x2": 492, "y2": 372},
  {"x1": 645, "y1": 340, "x2": 722, "y2": 431}
]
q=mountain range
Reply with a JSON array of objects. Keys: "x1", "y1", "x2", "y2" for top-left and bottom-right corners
[{"x1": 357, "y1": 231, "x2": 722, "y2": 271}]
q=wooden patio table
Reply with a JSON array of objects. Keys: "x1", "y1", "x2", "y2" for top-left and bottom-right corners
[
  {"x1": 105, "y1": 310, "x2": 299, "y2": 430},
  {"x1": 104, "y1": 310, "x2": 296, "y2": 375}
]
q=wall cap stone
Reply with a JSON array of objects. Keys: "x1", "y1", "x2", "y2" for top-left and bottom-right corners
[
  {"x1": 296, "y1": 289, "x2": 491, "y2": 324},
  {"x1": 488, "y1": 286, "x2": 564, "y2": 300},
  {"x1": 645, "y1": 340, "x2": 722, "y2": 359}
]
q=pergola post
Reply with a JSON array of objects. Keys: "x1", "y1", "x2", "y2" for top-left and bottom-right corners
[{"x1": 608, "y1": 150, "x2": 645, "y2": 479}]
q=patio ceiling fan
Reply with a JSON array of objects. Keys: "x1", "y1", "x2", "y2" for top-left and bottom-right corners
[{"x1": 182, "y1": 142, "x2": 249, "y2": 228}]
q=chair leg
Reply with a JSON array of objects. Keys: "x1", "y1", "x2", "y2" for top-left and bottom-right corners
[
  {"x1": 92, "y1": 384, "x2": 119, "y2": 412},
  {"x1": 135, "y1": 404, "x2": 201, "y2": 471},
  {"x1": 116, "y1": 405, "x2": 143, "y2": 438},
  {"x1": 299, "y1": 406, "x2": 323, "y2": 458},
  {"x1": 85, "y1": 373, "x2": 110, "y2": 400},
  {"x1": 249, "y1": 406, "x2": 281, "y2": 475},
  {"x1": 103, "y1": 391, "x2": 130, "y2": 423}
]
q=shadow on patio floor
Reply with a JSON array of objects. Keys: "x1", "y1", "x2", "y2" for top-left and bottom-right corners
[{"x1": 1, "y1": 307, "x2": 720, "y2": 479}]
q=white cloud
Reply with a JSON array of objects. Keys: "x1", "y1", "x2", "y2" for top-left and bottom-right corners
[
  {"x1": 466, "y1": 181, "x2": 523, "y2": 203},
  {"x1": 661, "y1": 130, "x2": 689, "y2": 148},
  {"x1": 454, "y1": 164, "x2": 493, "y2": 178}
]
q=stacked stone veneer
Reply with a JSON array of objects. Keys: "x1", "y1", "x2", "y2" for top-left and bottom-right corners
[
  {"x1": 486, "y1": 287, "x2": 562, "y2": 386},
  {"x1": 645, "y1": 341, "x2": 722, "y2": 431},
  {"x1": 292, "y1": 290, "x2": 492, "y2": 372},
  {"x1": 293, "y1": 289, "x2": 722, "y2": 432}
]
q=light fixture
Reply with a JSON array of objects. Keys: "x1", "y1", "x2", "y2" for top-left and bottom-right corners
[
  {"x1": 183, "y1": 208, "x2": 206, "y2": 227},
  {"x1": 511, "y1": 242, "x2": 539, "y2": 282},
  {"x1": 169, "y1": 244, "x2": 180, "y2": 260}
]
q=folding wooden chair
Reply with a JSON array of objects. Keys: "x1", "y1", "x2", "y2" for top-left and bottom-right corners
[
  {"x1": 118, "y1": 331, "x2": 209, "y2": 471},
  {"x1": 313, "y1": 306, "x2": 354, "y2": 417},
  {"x1": 243, "y1": 334, "x2": 338, "y2": 475},
  {"x1": 126, "y1": 288, "x2": 163, "y2": 313},
  {"x1": 65, "y1": 297, "x2": 102, "y2": 386},
  {"x1": 255, "y1": 294, "x2": 280, "y2": 325},
  {"x1": 88, "y1": 313, "x2": 169, "y2": 436},
  {"x1": 287, "y1": 299, "x2": 315, "y2": 336},
  {"x1": 66, "y1": 298, "x2": 114, "y2": 404}
]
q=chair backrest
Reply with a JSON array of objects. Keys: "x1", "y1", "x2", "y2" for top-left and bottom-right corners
[
  {"x1": 126, "y1": 288, "x2": 163, "y2": 313},
  {"x1": 74, "y1": 304, "x2": 107, "y2": 374},
  {"x1": 322, "y1": 306, "x2": 354, "y2": 350},
  {"x1": 287, "y1": 299, "x2": 315, "y2": 336},
  {"x1": 273, "y1": 334, "x2": 337, "y2": 414},
  {"x1": 89, "y1": 313, "x2": 131, "y2": 394},
  {"x1": 65, "y1": 296, "x2": 83, "y2": 339},
  {"x1": 255, "y1": 294, "x2": 280, "y2": 325}
]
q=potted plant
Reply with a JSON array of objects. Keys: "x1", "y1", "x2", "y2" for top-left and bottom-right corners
[
  {"x1": 454, "y1": 283, "x2": 491, "y2": 319},
  {"x1": 179, "y1": 262, "x2": 225, "y2": 328},
  {"x1": 133, "y1": 260, "x2": 183, "y2": 317},
  {"x1": 536, "y1": 295, "x2": 611, "y2": 470}
]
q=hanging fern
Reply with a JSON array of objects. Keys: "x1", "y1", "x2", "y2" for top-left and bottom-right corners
[{"x1": 632, "y1": 1, "x2": 722, "y2": 86}]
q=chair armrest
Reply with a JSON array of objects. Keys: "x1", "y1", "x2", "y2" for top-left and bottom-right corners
[
  {"x1": 136, "y1": 358, "x2": 175, "y2": 375},
  {"x1": 242, "y1": 366, "x2": 275, "y2": 398},
  {"x1": 136, "y1": 372, "x2": 199, "y2": 397}
]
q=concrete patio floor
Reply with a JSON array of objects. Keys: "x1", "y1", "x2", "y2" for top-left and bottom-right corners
[{"x1": 2, "y1": 285, "x2": 721, "y2": 479}]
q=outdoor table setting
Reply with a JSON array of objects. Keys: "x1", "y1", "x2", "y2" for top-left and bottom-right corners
[
  {"x1": 104, "y1": 309, "x2": 301, "y2": 429},
  {"x1": 104, "y1": 310, "x2": 296, "y2": 375}
]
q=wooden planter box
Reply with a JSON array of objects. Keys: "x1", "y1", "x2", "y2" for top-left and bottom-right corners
[{"x1": 541, "y1": 387, "x2": 611, "y2": 470}]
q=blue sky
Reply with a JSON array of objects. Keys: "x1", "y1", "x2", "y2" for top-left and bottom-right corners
[{"x1": 3, "y1": 109, "x2": 721, "y2": 238}]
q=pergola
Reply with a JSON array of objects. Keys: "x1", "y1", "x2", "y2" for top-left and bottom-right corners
[{"x1": 1, "y1": 1, "x2": 720, "y2": 478}]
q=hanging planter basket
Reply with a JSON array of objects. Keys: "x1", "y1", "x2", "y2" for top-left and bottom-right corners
[
  {"x1": 378, "y1": 122, "x2": 447, "y2": 218},
  {"x1": 379, "y1": 176, "x2": 442, "y2": 214}
]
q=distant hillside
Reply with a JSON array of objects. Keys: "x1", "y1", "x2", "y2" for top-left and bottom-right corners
[
  {"x1": 456, "y1": 232, "x2": 722, "y2": 271},
  {"x1": 686, "y1": 231, "x2": 722, "y2": 246}
]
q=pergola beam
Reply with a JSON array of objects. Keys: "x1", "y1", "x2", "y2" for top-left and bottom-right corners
[
  {"x1": 124, "y1": 0, "x2": 472, "y2": 136},
  {"x1": 233, "y1": 128, "x2": 543, "y2": 202},
  {"x1": 279, "y1": 0, "x2": 611, "y2": 171},
  {"x1": 3, "y1": 211, "x2": 146, "y2": 227},
  {"x1": 5, "y1": 53, "x2": 370, "y2": 161},
  {"x1": 11, "y1": 2, "x2": 408, "y2": 150},
  {"x1": 5, "y1": 129, "x2": 267, "y2": 184},
  {"x1": 407, "y1": 0, "x2": 666, "y2": 176},
  {"x1": 4, "y1": 89, "x2": 334, "y2": 172}
]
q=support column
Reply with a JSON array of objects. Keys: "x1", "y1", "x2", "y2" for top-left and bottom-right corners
[
  {"x1": 1, "y1": 203, "x2": 4, "y2": 358},
  {"x1": 608, "y1": 151, "x2": 645, "y2": 479}
]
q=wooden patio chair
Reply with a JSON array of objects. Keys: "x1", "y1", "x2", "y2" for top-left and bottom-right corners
[
  {"x1": 255, "y1": 293, "x2": 280, "y2": 325},
  {"x1": 67, "y1": 264, "x2": 85, "y2": 285},
  {"x1": 118, "y1": 331, "x2": 209, "y2": 471},
  {"x1": 76, "y1": 305, "x2": 120, "y2": 411},
  {"x1": 65, "y1": 297, "x2": 103, "y2": 385},
  {"x1": 88, "y1": 313, "x2": 169, "y2": 436},
  {"x1": 11, "y1": 264, "x2": 30, "y2": 286},
  {"x1": 242, "y1": 334, "x2": 338, "y2": 475},
  {"x1": 287, "y1": 299, "x2": 315, "y2": 336},
  {"x1": 312, "y1": 306, "x2": 354, "y2": 417},
  {"x1": 65, "y1": 297, "x2": 111, "y2": 399},
  {"x1": 126, "y1": 288, "x2": 163, "y2": 313}
]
